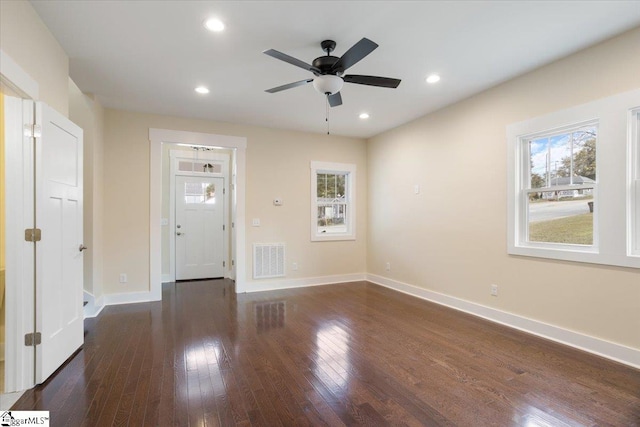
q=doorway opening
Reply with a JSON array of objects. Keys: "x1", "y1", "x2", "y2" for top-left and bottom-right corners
[
  {"x1": 167, "y1": 146, "x2": 230, "y2": 282},
  {"x1": 149, "y1": 128, "x2": 247, "y2": 299}
]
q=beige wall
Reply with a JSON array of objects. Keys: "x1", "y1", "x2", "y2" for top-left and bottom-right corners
[
  {"x1": 367, "y1": 27, "x2": 640, "y2": 350},
  {"x1": 103, "y1": 109, "x2": 367, "y2": 295},
  {"x1": 68, "y1": 79, "x2": 105, "y2": 300},
  {"x1": 0, "y1": 0, "x2": 69, "y2": 116}
]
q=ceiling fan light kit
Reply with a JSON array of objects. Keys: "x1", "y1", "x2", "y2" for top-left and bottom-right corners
[
  {"x1": 263, "y1": 38, "x2": 401, "y2": 108},
  {"x1": 313, "y1": 74, "x2": 343, "y2": 95}
]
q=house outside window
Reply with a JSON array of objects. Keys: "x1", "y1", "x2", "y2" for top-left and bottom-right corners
[{"x1": 310, "y1": 161, "x2": 356, "y2": 241}]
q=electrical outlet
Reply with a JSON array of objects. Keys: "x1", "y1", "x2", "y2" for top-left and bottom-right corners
[
  {"x1": 292, "y1": 262, "x2": 298, "y2": 271},
  {"x1": 385, "y1": 262, "x2": 391, "y2": 271},
  {"x1": 252, "y1": 218, "x2": 260, "y2": 227},
  {"x1": 119, "y1": 273, "x2": 128, "y2": 284},
  {"x1": 490, "y1": 284, "x2": 498, "y2": 296}
]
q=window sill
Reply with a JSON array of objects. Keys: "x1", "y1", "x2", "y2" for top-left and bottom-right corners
[
  {"x1": 508, "y1": 244, "x2": 640, "y2": 269},
  {"x1": 311, "y1": 234, "x2": 356, "y2": 242}
]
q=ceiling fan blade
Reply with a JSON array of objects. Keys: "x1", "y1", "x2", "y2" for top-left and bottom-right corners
[
  {"x1": 331, "y1": 38, "x2": 378, "y2": 73},
  {"x1": 343, "y1": 74, "x2": 401, "y2": 88},
  {"x1": 328, "y1": 92, "x2": 342, "y2": 107},
  {"x1": 263, "y1": 49, "x2": 321, "y2": 74},
  {"x1": 265, "y1": 79, "x2": 313, "y2": 93}
]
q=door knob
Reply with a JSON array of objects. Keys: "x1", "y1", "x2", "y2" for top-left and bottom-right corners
[{"x1": 79, "y1": 244, "x2": 88, "y2": 252}]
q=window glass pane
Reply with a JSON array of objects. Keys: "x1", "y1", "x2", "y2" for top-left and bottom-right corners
[
  {"x1": 637, "y1": 113, "x2": 640, "y2": 178},
  {"x1": 178, "y1": 161, "x2": 193, "y2": 172},
  {"x1": 529, "y1": 125, "x2": 597, "y2": 189},
  {"x1": 178, "y1": 160, "x2": 221, "y2": 173},
  {"x1": 194, "y1": 162, "x2": 222, "y2": 173},
  {"x1": 317, "y1": 203, "x2": 347, "y2": 234},
  {"x1": 184, "y1": 182, "x2": 216, "y2": 204},
  {"x1": 570, "y1": 129, "x2": 597, "y2": 182},
  {"x1": 527, "y1": 189, "x2": 593, "y2": 245},
  {"x1": 316, "y1": 172, "x2": 348, "y2": 234}
]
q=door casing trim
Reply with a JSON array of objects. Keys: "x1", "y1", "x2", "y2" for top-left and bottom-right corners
[{"x1": 149, "y1": 128, "x2": 247, "y2": 297}]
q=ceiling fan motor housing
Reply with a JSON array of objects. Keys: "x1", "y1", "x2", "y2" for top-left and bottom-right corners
[{"x1": 312, "y1": 55, "x2": 341, "y2": 74}]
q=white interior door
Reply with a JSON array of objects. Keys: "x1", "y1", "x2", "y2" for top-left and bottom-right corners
[
  {"x1": 35, "y1": 102, "x2": 84, "y2": 383},
  {"x1": 2, "y1": 96, "x2": 36, "y2": 392},
  {"x1": 175, "y1": 176, "x2": 224, "y2": 280}
]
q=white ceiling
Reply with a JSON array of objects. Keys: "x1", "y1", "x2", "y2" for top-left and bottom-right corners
[{"x1": 31, "y1": 1, "x2": 640, "y2": 138}]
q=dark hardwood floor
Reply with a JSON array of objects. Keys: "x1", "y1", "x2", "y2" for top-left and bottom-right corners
[{"x1": 13, "y1": 280, "x2": 640, "y2": 426}]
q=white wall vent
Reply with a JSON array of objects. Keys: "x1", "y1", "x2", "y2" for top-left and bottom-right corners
[{"x1": 253, "y1": 243, "x2": 285, "y2": 279}]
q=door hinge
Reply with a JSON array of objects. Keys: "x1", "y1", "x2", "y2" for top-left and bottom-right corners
[
  {"x1": 23, "y1": 124, "x2": 42, "y2": 138},
  {"x1": 24, "y1": 228, "x2": 42, "y2": 242},
  {"x1": 223, "y1": 188, "x2": 226, "y2": 195},
  {"x1": 223, "y1": 261, "x2": 226, "y2": 267},
  {"x1": 223, "y1": 224, "x2": 225, "y2": 231},
  {"x1": 232, "y1": 222, "x2": 234, "y2": 228},
  {"x1": 232, "y1": 260, "x2": 235, "y2": 266},
  {"x1": 25, "y1": 332, "x2": 42, "y2": 346}
]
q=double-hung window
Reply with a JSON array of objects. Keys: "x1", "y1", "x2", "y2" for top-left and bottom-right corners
[
  {"x1": 310, "y1": 161, "x2": 356, "y2": 241},
  {"x1": 523, "y1": 122, "x2": 597, "y2": 247},
  {"x1": 507, "y1": 88, "x2": 640, "y2": 268},
  {"x1": 630, "y1": 107, "x2": 640, "y2": 257}
]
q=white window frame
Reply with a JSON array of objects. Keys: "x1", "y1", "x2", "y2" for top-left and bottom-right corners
[
  {"x1": 310, "y1": 161, "x2": 356, "y2": 242},
  {"x1": 629, "y1": 107, "x2": 640, "y2": 257},
  {"x1": 518, "y1": 121, "x2": 599, "y2": 252},
  {"x1": 507, "y1": 89, "x2": 640, "y2": 269}
]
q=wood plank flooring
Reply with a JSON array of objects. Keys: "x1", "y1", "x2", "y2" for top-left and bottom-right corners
[{"x1": 12, "y1": 280, "x2": 640, "y2": 426}]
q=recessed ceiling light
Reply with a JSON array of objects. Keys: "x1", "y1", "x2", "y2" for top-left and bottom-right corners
[
  {"x1": 195, "y1": 86, "x2": 210, "y2": 94},
  {"x1": 426, "y1": 74, "x2": 441, "y2": 84},
  {"x1": 359, "y1": 113, "x2": 370, "y2": 119},
  {"x1": 204, "y1": 18, "x2": 225, "y2": 32}
]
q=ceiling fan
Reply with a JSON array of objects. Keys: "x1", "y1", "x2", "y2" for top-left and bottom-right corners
[{"x1": 263, "y1": 38, "x2": 401, "y2": 107}]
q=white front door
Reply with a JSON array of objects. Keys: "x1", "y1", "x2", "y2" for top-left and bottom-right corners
[
  {"x1": 175, "y1": 175, "x2": 224, "y2": 280},
  {"x1": 35, "y1": 102, "x2": 84, "y2": 383}
]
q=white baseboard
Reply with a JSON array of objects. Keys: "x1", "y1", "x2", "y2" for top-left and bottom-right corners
[
  {"x1": 83, "y1": 290, "x2": 105, "y2": 318},
  {"x1": 0, "y1": 391, "x2": 25, "y2": 411},
  {"x1": 243, "y1": 273, "x2": 366, "y2": 293},
  {"x1": 367, "y1": 274, "x2": 640, "y2": 370},
  {"x1": 102, "y1": 290, "x2": 161, "y2": 306}
]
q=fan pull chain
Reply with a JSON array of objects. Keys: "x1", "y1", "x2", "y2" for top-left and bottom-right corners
[{"x1": 326, "y1": 95, "x2": 330, "y2": 135}]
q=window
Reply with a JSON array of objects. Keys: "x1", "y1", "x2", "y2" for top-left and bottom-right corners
[
  {"x1": 525, "y1": 123, "x2": 597, "y2": 247},
  {"x1": 178, "y1": 160, "x2": 222, "y2": 174},
  {"x1": 184, "y1": 181, "x2": 216, "y2": 204},
  {"x1": 507, "y1": 88, "x2": 640, "y2": 268},
  {"x1": 630, "y1": 107, "x2": 640, "y2": 257},
  {"x1": 310, "y1": 161, "x2": 356, "y2": 241}
]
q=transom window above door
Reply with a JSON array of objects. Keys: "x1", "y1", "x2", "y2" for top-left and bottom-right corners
[{"x1": 178, "y1": 160, "x2": 222, "y2": 174}]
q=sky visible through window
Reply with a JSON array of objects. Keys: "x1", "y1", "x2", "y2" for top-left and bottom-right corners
[{"x1": 529, "y1": 125, "x2": 597, "y2": 189}]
